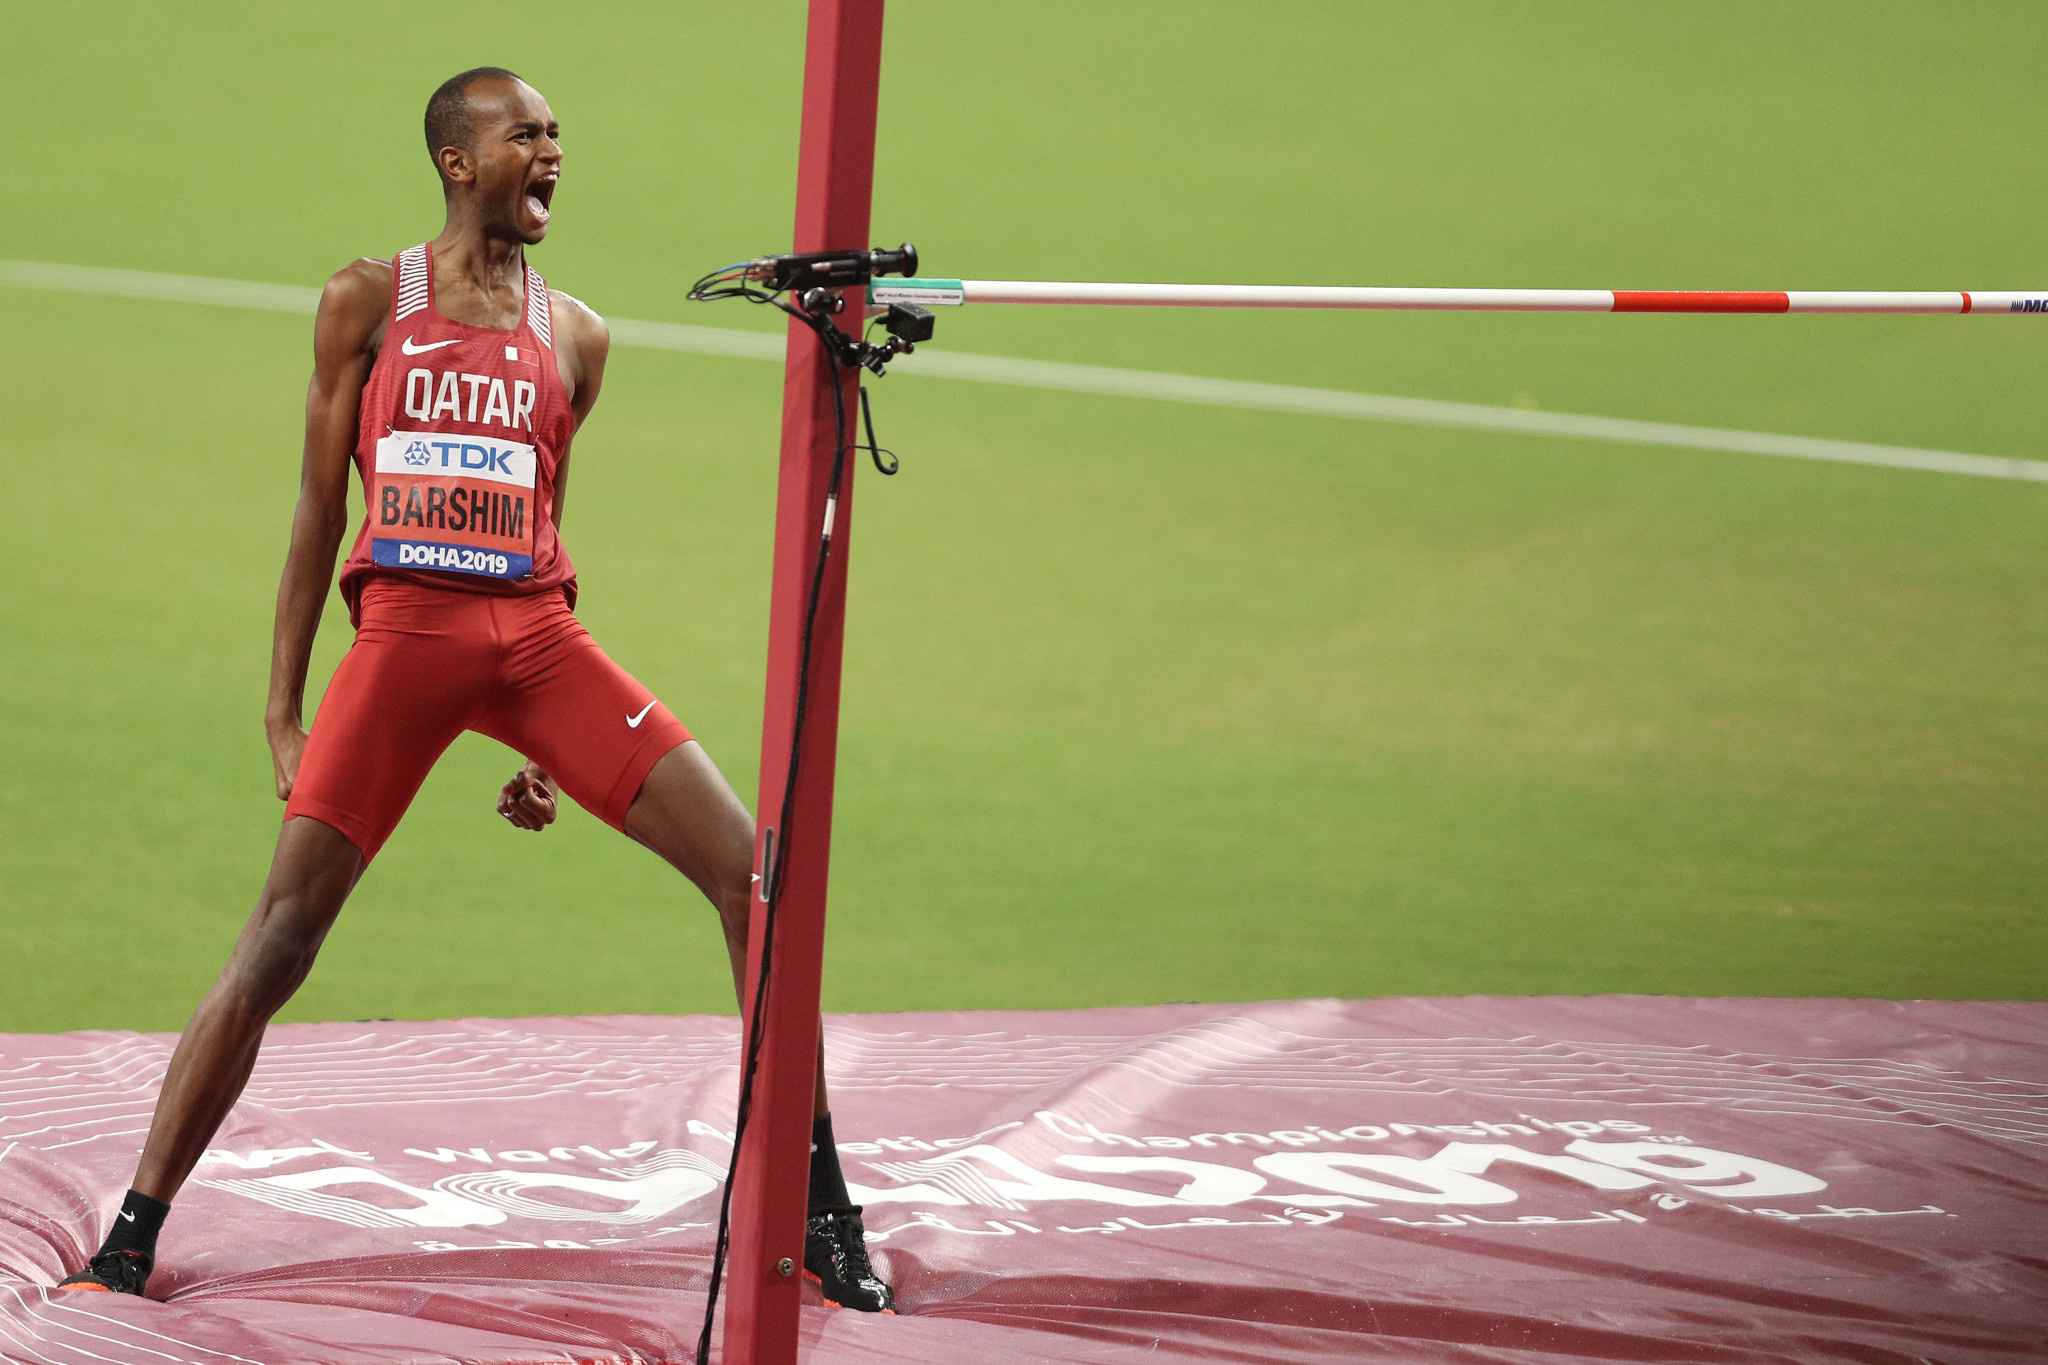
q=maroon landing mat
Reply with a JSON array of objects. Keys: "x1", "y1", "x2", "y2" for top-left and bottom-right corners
[{"x1": 0, "y1": 997, "x2": 2043, "y2": 1364}]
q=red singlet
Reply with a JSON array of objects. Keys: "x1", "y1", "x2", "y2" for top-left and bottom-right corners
[
  {"x1": 287, "y1": 246, "x2": 691, "y2": 862},
  {"x1": 338, "y1": 241, "x2": 577, "y2": 618}
]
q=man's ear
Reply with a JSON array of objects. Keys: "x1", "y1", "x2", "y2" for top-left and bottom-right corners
[{"x1": 436, "y1": 145, "x2": 476, "y2": 186}]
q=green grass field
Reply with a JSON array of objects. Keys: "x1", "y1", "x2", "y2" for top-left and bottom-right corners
[{"x1": 3, "y1": 1, "x2": 2044, "y2": 1032}]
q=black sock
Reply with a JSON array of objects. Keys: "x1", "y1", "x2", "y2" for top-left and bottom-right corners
[
  {"x1": 99, "y1": 1190, "x2": 170, "y2": 1263},
  {"x1": 808, "y1": 1113, "x2": 852, "y2": 1213}
]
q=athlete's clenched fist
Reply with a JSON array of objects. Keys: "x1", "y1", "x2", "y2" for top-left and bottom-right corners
[{"x1": 498, "y1": 760, "x2": 559, "y2": 830}]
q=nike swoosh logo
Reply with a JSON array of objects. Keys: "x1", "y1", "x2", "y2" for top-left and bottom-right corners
[
  {"x1": 400, "y1": 335, "x2": 462, "y2": 355},
  {"x1": 118, "y1": 1211, "x2": 136, "y2": 1223},
  {"x1": 627, "y1": 700, "x2": 657, "y2": 728}
]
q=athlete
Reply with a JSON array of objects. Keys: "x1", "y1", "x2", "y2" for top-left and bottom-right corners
[{"x1": 54, "y1": 68, "x2": 893, "y2": 1314}]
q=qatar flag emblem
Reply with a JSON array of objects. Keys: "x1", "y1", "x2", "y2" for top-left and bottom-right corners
[{"x1": 504, "y1": 345, "x2": 540, "y2": 366}]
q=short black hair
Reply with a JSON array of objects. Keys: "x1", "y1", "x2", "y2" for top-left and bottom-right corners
[{"x1": 424, "y1": 67, "x2": 524, "y2": 181}]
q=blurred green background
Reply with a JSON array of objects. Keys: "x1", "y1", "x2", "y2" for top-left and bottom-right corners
[{"x1": 2, "y1": 0, "x2": 2043, "y2": 1031}]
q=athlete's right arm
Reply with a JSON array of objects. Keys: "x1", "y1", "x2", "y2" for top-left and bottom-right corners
[{"x1": 265, "y1": 259, "x2": 390, "y2": 801}]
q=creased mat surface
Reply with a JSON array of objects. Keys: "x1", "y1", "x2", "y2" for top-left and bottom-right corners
[{"x1": 0, "y1": 997, "x2": 2043, "y2": 1363}]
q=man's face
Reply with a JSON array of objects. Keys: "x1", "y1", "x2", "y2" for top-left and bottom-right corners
[{"x1": 455, "y1": 79, "x2": 562, "y2": 244}]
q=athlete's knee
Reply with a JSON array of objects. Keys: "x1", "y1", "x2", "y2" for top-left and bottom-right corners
[
  {"x1": 223, "y1": 892, "x2": 333, "y2": 1015},
  {"x1": 221, "y1": 943, "x2": 316, "y2": 1019},
  {"x1": 714, "y1": 878, "x2": 753, "y2": 939},
  {"x1": 691, "y1": 818, "x2": 756, "y2": 936}
]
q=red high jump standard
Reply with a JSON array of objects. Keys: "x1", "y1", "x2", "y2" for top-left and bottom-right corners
[
  {"x1": 727, "y1": 1, "x2": 886, "y2": 1358},
  {"x1": 0, "y1": 996, "x2": 2043, "y2": 1363}
]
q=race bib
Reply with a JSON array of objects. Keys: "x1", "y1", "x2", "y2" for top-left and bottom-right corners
[{"x1": 369, "y1": 430, "x2": 537, "y2": 580}]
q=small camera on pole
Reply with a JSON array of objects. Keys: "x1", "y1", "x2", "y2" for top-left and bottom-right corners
[
  {"x1": 746, "y1": 243, "x2": 919, "y2": 292},
  {"x1": 880, "y1": 302, "x2": 934, "y2": 344}
]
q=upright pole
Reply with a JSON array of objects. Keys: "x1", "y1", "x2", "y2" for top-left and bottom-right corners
[{"x1": 723, "y1": 2, "x2": 884, "y2": 1363}]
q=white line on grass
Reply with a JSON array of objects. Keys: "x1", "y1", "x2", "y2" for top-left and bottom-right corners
[
  {"x1": 2, "y1": 259, "x2": 324, "y2": 315},
  {"x1": 887, "y1": 348, "x2": 2048, "y2": 483},
  {"x1": 7, "y1": 258, "x2": 2045, "y2": 483}
]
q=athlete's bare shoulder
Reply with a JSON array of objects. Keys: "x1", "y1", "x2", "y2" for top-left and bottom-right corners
[
  {"x1": 323, "y1": 257, "x2": 391, "y2": 317},
  {"x1": 314, "y1": 257, "x2": 393, "y2": 361},
  {"x1": 550, "y1": 288, "x2": 609, "y2": 353},
  {"x1": 549, "y1": 288, "x2": 610, "y2": 410}
]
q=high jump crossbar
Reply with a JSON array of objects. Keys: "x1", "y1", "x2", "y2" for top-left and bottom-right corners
[{"x1": 871, "y1": 280, "x2": 2048, "y2": 314}]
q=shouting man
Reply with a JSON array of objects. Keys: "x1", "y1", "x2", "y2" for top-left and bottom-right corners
[{"x1": 55, "y1": 67, "x2": 893, "y2": 1314}]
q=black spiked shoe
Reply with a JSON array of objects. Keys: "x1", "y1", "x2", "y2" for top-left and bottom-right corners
[
  {"x1": 56, "y1": 1248, "x2": 152, "y2": 1296},
  {"x1": 803, "y1": 1205, "x2": 895, "y2": 1313}
]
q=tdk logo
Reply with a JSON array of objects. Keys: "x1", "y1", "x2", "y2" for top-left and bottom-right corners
[
  {"x1": 411, "y1": 439, "x2": 520, "y2": 475},
  {"x1": 2015, "y1": 298, "x2": 2048, "y2": 313},
  {"x1": 378, "y1": 429, "x2": 536, "y2": 489}
]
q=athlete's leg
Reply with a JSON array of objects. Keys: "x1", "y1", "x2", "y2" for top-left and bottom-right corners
[
  {"x1": 621, "y1": 743, "x2": 891, "y2": 1312},
  {"x1": 620, "y1": 743, "x2": 753, "y2": 994},
  {"x1": 132, "y1": 816, "x2": 364, "y2": 1201},
  {"x1": 619, "y1": 742, "x2": 830, "y2": 1118},
  {"x1": 139, "y1": 584, "x2": 486, "y2": 1194},
  {"x1": 59, "y1": 582, "x2": 488, "y2": 1293},
  {"x1": 58, "y1": 817, "x2": 368, "y2": 1294},
  {"x1": 484, "y1": 601, "x2": 888, "y2": 1309}
]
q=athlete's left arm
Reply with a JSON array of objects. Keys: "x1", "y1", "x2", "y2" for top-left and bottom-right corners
[
  {"x1": 498, "y1": 292, "x2": 611, "y2": 833},
  {"x1": 548, "y1": 290, "x2": 611, "y2": 534}
]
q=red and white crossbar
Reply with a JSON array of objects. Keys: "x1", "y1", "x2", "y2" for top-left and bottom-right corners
[{"x1": 871, "y1": 280, "x2": 2048, "y2": 314}]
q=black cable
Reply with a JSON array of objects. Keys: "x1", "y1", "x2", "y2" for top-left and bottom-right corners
[
  {"x1": 857, "y1": 386, "x2": 898, "y2": 475},
  {"x1": 694, "y1": 316, "x2": 859, "y2": 1365}
]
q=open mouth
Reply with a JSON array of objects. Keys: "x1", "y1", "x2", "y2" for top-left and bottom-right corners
[{"x1": 524, "y1": 173, "x2": 557, "y2": 226}]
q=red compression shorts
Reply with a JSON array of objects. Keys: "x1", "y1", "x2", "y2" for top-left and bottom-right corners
[{"x1": 285, "y1": 578, "x2": 692, "y2": 862}]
